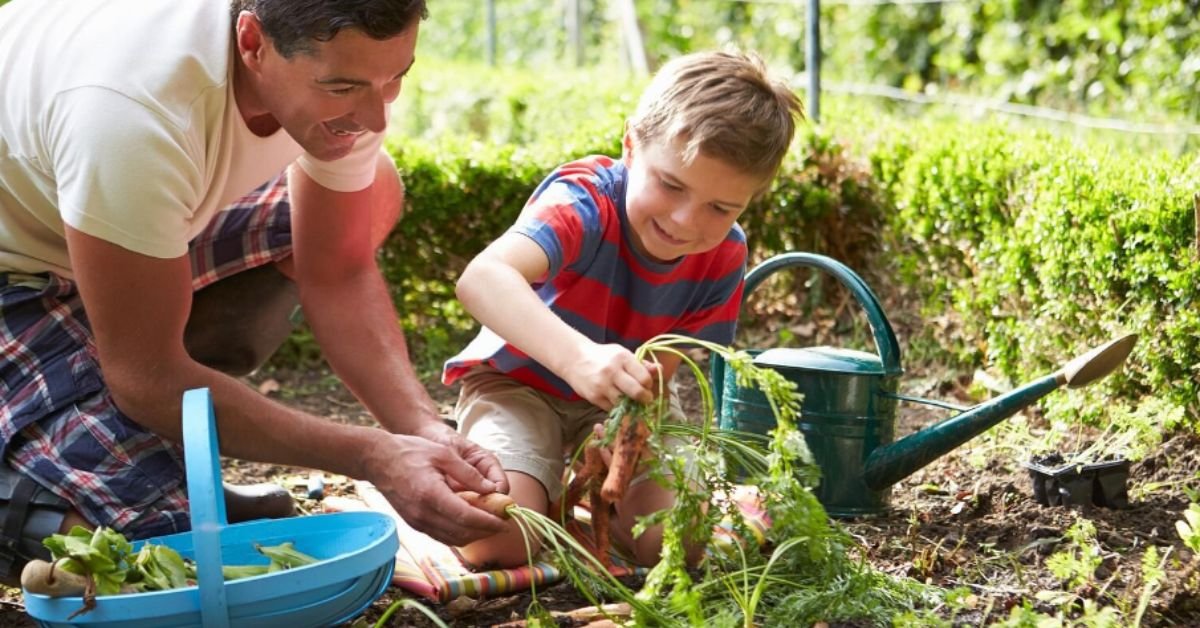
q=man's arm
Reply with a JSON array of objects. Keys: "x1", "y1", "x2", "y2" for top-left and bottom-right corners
[
  {"x1": 286, "y1": 155, "x2": 509, "y2": 490},
  {"x1": 64, "y1": 205, "x2": 506, "y2": 545},
  {"x1": 284, "y1": 158, "x2": 440, "y2": 435}
]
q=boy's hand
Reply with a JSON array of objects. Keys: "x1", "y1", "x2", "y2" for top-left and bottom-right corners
[{"x1": 563, "y1": 343, "x2": 660, "y2": 410}]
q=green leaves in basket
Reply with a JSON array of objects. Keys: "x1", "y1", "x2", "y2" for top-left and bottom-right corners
[
  {"x1": 42, "y1": 526, "x2": 133, "y2": 596},
  {"x1": 42, "y1": 526, "x2": 320, "y2": 595},
  {"x1": 130, "y1": 543, "x2": 195, "y2": 592},
  {"x1": 254, "y1": 541, "x2": 319, "y2": 571}
]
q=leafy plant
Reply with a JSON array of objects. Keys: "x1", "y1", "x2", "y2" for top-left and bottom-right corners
[
  {"x1": 497, "y1": 334, "x2": 936, "y2": 625},
  {"x1": 1044, "y1": 517, "x2": 1103, "y2": 591},
  {"x1": 35, "y1": 527, "x2": 321, "y2": 618}
]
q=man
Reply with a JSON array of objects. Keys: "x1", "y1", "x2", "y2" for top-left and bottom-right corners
[{"x1": 0, "y1": 0, "x2": 508, "y2": 581}]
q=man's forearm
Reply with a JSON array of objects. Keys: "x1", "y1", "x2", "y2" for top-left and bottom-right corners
[
  {"x1": 299, "y1": 267, "x2": 441, "y2": 434},
  {"x1": 108, "y1": 358, "x2": 380, "y2": 480}
]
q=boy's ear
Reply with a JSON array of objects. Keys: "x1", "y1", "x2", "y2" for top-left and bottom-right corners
[{"x1": 621, "y1": 121, "x2": 635, "y2": 159}]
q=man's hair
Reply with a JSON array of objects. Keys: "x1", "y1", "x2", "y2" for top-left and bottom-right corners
[
  {"x1": 628, "y1": 50, "x2": 804, "y2": 183},
  {"x1": 230, "y1": 0, "x2": 427, "y2": 58}
]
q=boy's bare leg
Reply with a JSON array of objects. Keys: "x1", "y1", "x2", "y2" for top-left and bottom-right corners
[
  {"x1": 612, "y1": 478, "x2": 705, "y2": 567},
  {"x1": 456, "y1": 471, "x2": 547, "y2": 569}
]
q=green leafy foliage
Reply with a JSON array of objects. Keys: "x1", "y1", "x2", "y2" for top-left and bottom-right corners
[
  {"x1": 417, "y1": 1, "x2": 1200, "y2": 127},
  {"x1": 853, "y1": 110, "x2": 1200, "y2": 426},
  {"x1": 513, "y1": 335, "x2": 937, "y2": 625},
  {"x1": 42, "y1": 527, "x2": 133, "y2": 596},
  {"x1": 1175, "y1": 503, "x2": 1200, "y2": 553},
  {"x1": 1045, "y1": 517, "x2": 1103, "y2": 590},
  {"x1": 42, "y1": 526, "x2": 321, "y2": 599}
]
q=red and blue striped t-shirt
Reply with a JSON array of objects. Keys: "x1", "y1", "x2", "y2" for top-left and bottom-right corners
[{"x1": 442, "y1": 155, "x2": 747, "y2": 400}]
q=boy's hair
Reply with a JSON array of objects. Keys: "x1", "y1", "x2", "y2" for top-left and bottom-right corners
[
  {"x1": 628, "y1": 50, "x2": 804, "y2": 183},
  {"x1": 229, "y1": 0, "x2": 427, "y2": 58}
]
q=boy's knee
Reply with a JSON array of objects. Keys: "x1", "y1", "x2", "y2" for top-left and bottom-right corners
[
  {"x1": 457, "y1": 524, "x2": 541, "y2": 570},
  {"x1": 457, "y1": 471, "x2": 548, "y2": 570}
]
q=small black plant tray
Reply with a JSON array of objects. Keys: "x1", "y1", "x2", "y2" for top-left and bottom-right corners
[{"x1": 1024, "y1": 452, "x2": 1130, "y2": 509}]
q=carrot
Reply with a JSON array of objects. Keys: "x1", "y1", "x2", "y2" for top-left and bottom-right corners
[
  {"x1": 562, "y1": 444, "x2": 606, "y2": 514},
  {"x1": 21, "y1": 559, "x2": 90, "y2": 598},
  {"x1": 590, "y1": 483, "x2": 613, "y2": 570},
  {"x1": 456, "y1": 490, "x2": 516, "y2": 519},
  {"x1": 600, "y1": 414, "x2": 650, "y2": 503}
]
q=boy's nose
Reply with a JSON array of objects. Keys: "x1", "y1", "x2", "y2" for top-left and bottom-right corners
[{"x1": 668, "y1": 204, "x2": 699, "y2": 231}]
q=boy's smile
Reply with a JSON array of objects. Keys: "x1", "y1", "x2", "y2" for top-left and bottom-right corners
[{"x1": 622, "y1": 133, "x2": 762, "y2": 263}]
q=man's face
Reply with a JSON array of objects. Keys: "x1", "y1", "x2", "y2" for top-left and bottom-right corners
[
  {"x1": 240, "y1": 18, "x2": 419, "y2": 161},
  {"x1": 622, "y1": 132, "x2": 761, "y2": 263}
]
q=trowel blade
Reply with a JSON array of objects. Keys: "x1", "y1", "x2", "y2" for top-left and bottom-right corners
[{"x1": 1062, "y1": 333, "x2": 1137, "y2": 388}]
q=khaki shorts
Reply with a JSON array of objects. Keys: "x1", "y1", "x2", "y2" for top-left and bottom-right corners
[{"x1": 453, "y1": 367, "x2": 687, "y2": 500}]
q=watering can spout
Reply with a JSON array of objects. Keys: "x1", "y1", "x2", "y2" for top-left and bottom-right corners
[{"x1": 861, "y1": 333, "x2": 1138, "y2": 491}]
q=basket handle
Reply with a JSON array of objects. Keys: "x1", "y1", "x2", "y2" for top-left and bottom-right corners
[
  {"x1": 182, "y1": 388, "x2": 231, "y2": 628},
  {"x1": 741, "y1": 252, "x2": 902, "y2": 375}
]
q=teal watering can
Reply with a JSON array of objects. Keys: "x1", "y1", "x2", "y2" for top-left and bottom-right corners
[{"x1": 711, "y1": 252, "x2": 1137, "y2": 517}]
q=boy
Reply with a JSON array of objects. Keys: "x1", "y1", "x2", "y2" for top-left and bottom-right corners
[{"x1": 443, "y1": 50, "x2": 803, "y2": 568}]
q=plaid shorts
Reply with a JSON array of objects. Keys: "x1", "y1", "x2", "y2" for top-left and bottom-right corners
[{"x1": 0, "y1": 173, "x2": 293, "y2": 539}]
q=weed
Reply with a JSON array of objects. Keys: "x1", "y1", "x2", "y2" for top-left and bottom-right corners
[{"x1": 1045, "y1": 517, "x2": 1103, "y2": 591}]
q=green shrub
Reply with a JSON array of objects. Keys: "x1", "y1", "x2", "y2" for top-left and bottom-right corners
[{"x1": 853, "y1": 113, "x2": 1200, "y2": 424}]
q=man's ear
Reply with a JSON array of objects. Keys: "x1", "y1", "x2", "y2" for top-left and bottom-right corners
[{"x1": 235, "y1": 11, "x2": 268, "y2": 72}]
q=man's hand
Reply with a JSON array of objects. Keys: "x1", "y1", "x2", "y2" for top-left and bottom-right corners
[
  {"x1": 411, "y1": 421, "x2": 510, "y2": 494},
  {"x1": 562, "y1": 343, "x2": 661, "y2": 410},
  {"x1": 361, "y1": 429, "x2": 510, "y2": 546}
]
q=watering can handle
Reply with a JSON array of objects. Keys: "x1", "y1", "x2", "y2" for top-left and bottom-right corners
[
  {"x1": 182, "y1": 388, "x2": 232, "y2": 628},
  {"x1": 741, "y1": 252, "x2": 902, "y2": 375}
]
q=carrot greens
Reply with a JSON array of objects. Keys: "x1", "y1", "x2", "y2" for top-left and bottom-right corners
[{"x1": 502, "y1": 334, "x2": 939, "y2": 625}]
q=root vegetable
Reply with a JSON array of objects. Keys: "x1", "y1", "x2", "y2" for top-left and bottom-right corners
[
  {"x1": 457, "y1": 490, "x2": 516, "y2": 518},
  {"x1": 600, "y1": 414, "x2": 650, "y2": 503},
  {"x1": 563, "y1": 444, "x2": 606, "y2": 514},
  {"x1": 21, "y1": 559, "x2": 90, "y2": 598},
  {"x1": 589, "y1": 483, "x2": 613, "y2": 570}
]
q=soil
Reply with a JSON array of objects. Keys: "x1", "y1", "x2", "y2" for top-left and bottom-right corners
[{"x1": 4, "y1": 341, "x2": 1197, "y2": 626}]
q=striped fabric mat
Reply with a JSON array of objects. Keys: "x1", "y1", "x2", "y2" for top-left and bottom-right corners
[{"x1": 333, "y1": 481, "x2": 768, "y2": 603}]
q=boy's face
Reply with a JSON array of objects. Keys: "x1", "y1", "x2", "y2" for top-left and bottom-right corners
[{"x1": 622, "y1": 131, "x2": 762, "y2": 263}]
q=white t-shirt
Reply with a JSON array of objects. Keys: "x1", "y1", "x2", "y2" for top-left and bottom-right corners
[{"x1": 0, "y1": 0, "x2": 384, "y2": 277}]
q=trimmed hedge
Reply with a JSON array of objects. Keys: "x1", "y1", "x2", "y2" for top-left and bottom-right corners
[{"x1": 852, "y1": 114, "x2": 1200, "y2": 424}]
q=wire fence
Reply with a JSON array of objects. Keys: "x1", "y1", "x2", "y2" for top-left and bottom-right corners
[
  {"x1": 454, "y1": 0, "x2": 1198, "y2": 139},
  {"x1": 822, "y1": 81, "x2": 1200, "y2": 136}
]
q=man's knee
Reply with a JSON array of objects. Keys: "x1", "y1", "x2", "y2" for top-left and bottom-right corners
[{"x1": 184, "y1": 264, "x2": 299, "y2": 376}]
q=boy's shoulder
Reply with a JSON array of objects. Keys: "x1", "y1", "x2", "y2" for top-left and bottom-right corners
[{"x1": 551, "y1": 154, "x2": 625, "y2": 181}]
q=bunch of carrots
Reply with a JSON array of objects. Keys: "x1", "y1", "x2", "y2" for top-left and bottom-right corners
[{"x1": 559, "y1": 397, "x2": 653, "y2": 569}]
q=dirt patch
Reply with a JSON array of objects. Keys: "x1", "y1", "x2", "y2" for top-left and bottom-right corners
[{"x1": 226, "y1": 359, "x2": 1199, "y2": 626}]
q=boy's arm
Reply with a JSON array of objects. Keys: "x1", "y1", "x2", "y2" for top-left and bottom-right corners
[{"x1": 457, "y1": 232, "x2": 658, "y2": 410}]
